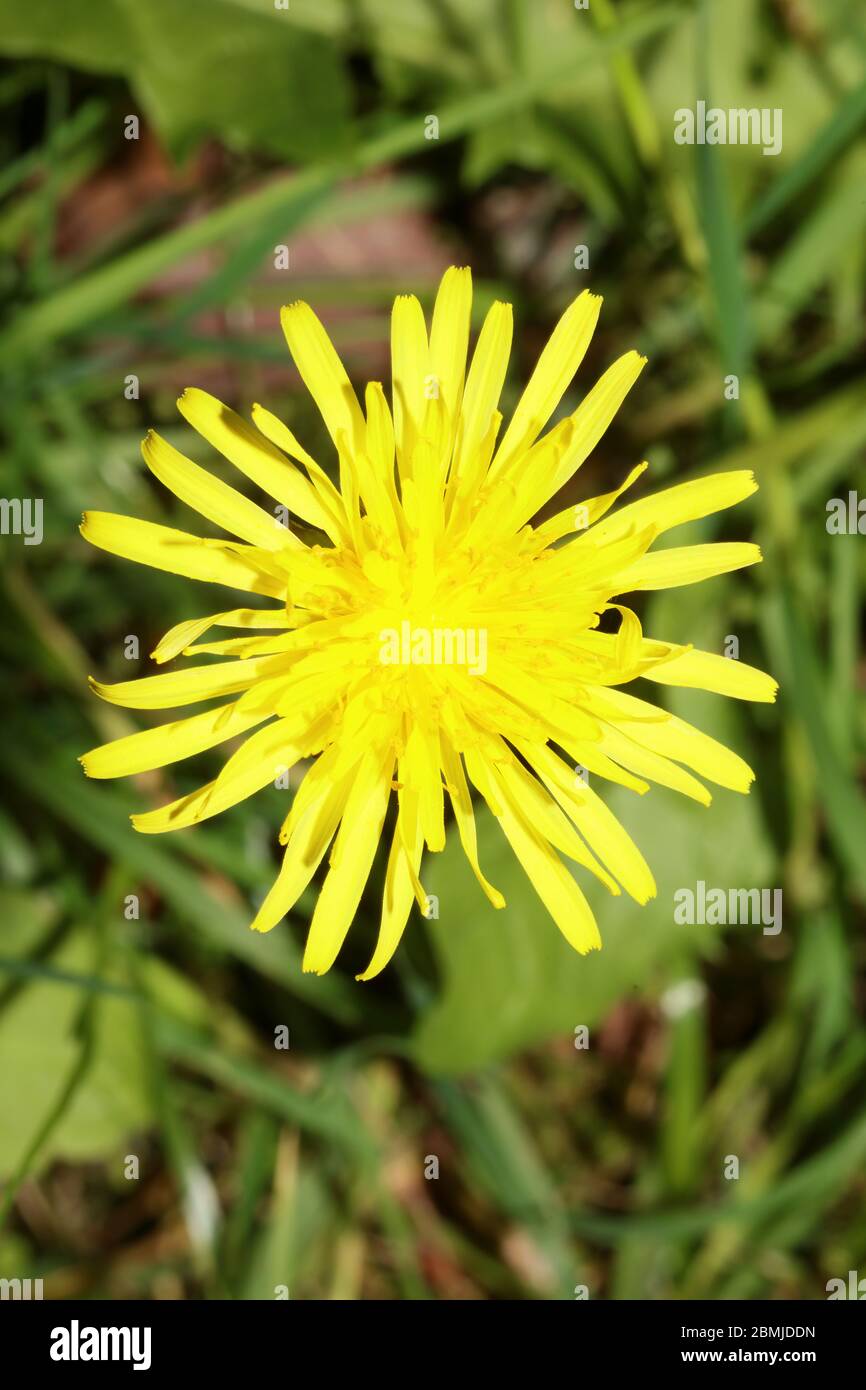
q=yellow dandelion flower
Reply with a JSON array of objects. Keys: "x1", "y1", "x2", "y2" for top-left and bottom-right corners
[{"x1": 81, "y1": 267, "x2": 777, "y2": 979}]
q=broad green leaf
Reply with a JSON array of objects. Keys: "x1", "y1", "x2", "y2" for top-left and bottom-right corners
[
  {"x1": 411, "y1": 772, "x2": 774, "y2": 1076},
  {"x1": 0, "y1": 888, "x2": 61, "y2": 957},
  {"x1": 0, "y1": 928, "x2": 152, "y2": 1176},
  {"x1": 0, "y1": 0, "x2": 352, "y2": 163}
]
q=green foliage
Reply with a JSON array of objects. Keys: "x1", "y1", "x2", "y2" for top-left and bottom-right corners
[
  {"x1": 0, "y1": 0, "x2": 352, "y2": 162},
  {"x1": 413, "y1": 780, "x2": 772, "y2": 1075},
  {"x1": 0, "y1": 0, "x2": 864, "y2": 1302},
  {"x1": 0, "y1": 925, "x2": 152, "y2": 1174}
]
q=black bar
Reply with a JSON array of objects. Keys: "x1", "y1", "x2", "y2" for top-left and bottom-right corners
[{"x1": 0, "y1": 1297, "x2": 862, "y2": 1374}]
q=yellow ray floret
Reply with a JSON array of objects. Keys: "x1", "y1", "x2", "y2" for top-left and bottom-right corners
[{"x1": 80, "y1": 267, "x2": 777, "y2": 979}]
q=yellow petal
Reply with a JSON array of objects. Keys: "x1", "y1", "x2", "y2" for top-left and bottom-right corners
[
  {"x1": 596, "y1": 685, "x2": 756, "y2": 792},
  {"x1": 429, "y1": 266, "x2": 472, "y2": 453},
  {"x1": 520, "y1": 741, "x2": 656, "y2": 904},
  {"x1": 483, "y1": 655, "x2": 601, "y2": 744},
  {"x1": 641, "y1": 646, "x2": 777, "y2": 702},
  {"x1": 466, "y1": 747, "x2": 601, "y2": 954},
  {"x1": 470, "y1": 417, "x2": 576, "y2": 539},
  {"x1": 548, "y1": 350, "x2": 647, "y2": 494},
  {"x1": 490, "y1": 289, "x2": 601, "y2": 480},
  {"x1": 278, "y1": 739, "x2": 346, "y2": 844},
  {"x1": 357, "y1": 800, "x2": 425, "y2": 980},
  {"x1": 531, "y1": 462, "x2": 648, "y2": 548},
  {"x1": 449, "y1": 300, "x2": 513, "y2": 502},
  {"x1": 89, "y1": 652, "x2": 291, "y2": 710},
  {"x1": 81, "y1": 512, "x2": 285, "y2": 597},
  {"x1": 251, "y1": 765, "x2": 351, "y2": 932},
  {"x1": 556, "y1": 520, "x2": 657, "y2": 587},
  {"x1": 151, "y1": 606, "x2": 295, "y2": 665},
  {"x1": 611, "y1": 603, "x2": 642, "y2": 674},
  {"x1": 493, "y1": 744, "x2": 621, "y2": 895},
  {"x1": 280, "y1": 301, "x2": 366, "y2": 456},
  {"x1": 364, "y1": 382, "x2": 404, "y2": 537},
  {"x1": 390, "y1": 293, "x2": 429, "y2": 480},
  {"x1": 141, "y1": 430, "x2": 289, "y2": 551},
  {"x1": 597, "y1": 725, "x2": 712, "y2": 805},
  {"x1": 132, "y1": 716, "x2": 305, "y2": 833},
  {"x1": 81, "y1": 701, "x2": 267, "y2": 779},
  {"x1": 560, "y1": 740, "x2": 649, "y2": 794},
  {"x1": 364, "y1": 381, "x2": 397, "y2": 483},
  {"x1": 178, "y1": 387, "x2": 334, "y2": 540},
  {"x1": 302, "y1": 749, "x2": 395, "y2": 974},
  {"x1": 609, "y1": 542, "x2": 762, "y2": 592},
  {"x1": 404, "y1": 722, "x2": 445, "y2": 852},
  {"x1": 591, "y1": 470, "x2": 758, "y2": 546},
  {"x1": 250, "y1": 402, "x2": 349, "y2": 544},
  {"x1": 440, "y1": 738, "x2": 504, "y2": 909},
  {"x1": 350, "y1": 445, "x2": 401, "y2": 542}
]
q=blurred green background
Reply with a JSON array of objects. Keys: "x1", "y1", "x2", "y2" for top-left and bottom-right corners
[{"x1": 0, "y1": 0, "x2": 864, "y2": 1300}]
